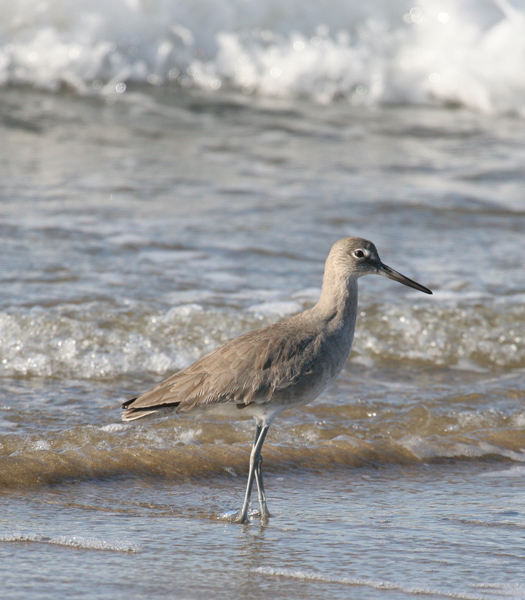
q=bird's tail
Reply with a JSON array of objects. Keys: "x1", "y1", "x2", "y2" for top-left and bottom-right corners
[{"x1": 121, "y1": 398, "x2": 181, "y2": 422}]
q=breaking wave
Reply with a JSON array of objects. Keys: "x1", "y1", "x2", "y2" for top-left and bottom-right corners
[
  {"x1": 2, "y1": 0, "x2": 525, "y2": 114},
  {"x1": 1, "y1": 398, "x2": 524, "y2": 489},
  {"x1": 0, "y1": 298, "x2": 523, "y2": 380}
]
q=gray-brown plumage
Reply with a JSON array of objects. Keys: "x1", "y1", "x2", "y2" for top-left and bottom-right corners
[{"x1": 122, "y1": 237, "x2": 432, "y2": 523}]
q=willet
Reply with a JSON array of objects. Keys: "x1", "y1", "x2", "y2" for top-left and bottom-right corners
[{"x1": 122, "y1": 237, "x2": 432, "y2": 523}]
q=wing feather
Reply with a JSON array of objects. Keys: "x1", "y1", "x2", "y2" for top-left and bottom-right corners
[{"x1": 122, "y1": 319, "x2": 321, "y2": 419}]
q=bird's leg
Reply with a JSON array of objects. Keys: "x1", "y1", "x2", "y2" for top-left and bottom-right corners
[
  {"x1": 235, "y1": 424, "x2": 260, "y2": 523},
  {"x1": 254, "y1": 451, "x2": 270, "y2": 521},
  {"x1": 252, "y1": 424, "x2": 268, "y2": 515},
  {"x1": 236, "y1": 423, "x2": 270, "y2": 524}
]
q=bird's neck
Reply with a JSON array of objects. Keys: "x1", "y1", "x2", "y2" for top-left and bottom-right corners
[{"x1": 314, "y1": 270, "x2": 359, "y2": 329}]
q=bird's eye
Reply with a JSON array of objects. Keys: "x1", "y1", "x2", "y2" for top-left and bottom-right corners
[{"x1": 353, "y1": 249, "x2": 365, "y2": 259}]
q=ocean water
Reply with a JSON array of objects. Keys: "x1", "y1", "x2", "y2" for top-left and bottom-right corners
[
  {"x1": 3, "y1": 0, "x2": 525, "y2": 113},
  {"x1": 2, "y1": 1, "x2": 525, "y2": 599}
]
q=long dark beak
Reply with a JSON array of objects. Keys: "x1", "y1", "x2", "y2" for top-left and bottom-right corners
[{"x1": 378, "y1": 263, "x2": 432, "y2": 294}]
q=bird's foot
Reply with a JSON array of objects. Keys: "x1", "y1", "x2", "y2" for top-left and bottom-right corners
[
  {"x1": 232, "y1": 508, "x2": 272, "y2": 525},
  {"x1": 233, "y1": 510, "x2": 250, "y2": 524}
]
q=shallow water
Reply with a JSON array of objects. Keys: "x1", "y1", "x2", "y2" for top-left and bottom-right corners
[
  {"x1": 1, "y1": 13, "x2": 525, "y2": 594},
  {"x1": 2, "y1": 464, "x2": 525, "y2": 600}
]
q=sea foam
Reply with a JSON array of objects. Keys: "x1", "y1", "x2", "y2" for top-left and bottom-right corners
[
  {"x1": 0, "y1": 531, "x2": 141, "y2": 552},
  {"x1": 1, "y1": 0, "x2": 525, "y2": 114},
  {"x1": 253, "y1": 566, "x2": 488, "y2": 600},
  {"x1": 0, "y1": 298, "x2": 524, "y2": 379}
]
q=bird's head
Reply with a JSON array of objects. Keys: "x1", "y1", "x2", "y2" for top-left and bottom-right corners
[{"x1": 328, "y1": 237, "x2": 432, "y2": 294}]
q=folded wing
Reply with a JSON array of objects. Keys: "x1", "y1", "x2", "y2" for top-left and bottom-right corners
[{"x1": 122, "y1": 321, "x2": 321, "y2": 421}]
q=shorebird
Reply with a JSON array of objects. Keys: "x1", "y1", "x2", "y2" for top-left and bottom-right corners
[{"x1": 122, "y1": 237, "x2": 432, "y2": 523}]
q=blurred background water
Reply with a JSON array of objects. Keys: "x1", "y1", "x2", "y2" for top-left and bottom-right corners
[{"x1": 1, "y1": 1, "x2": 525, "y2": 599}]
